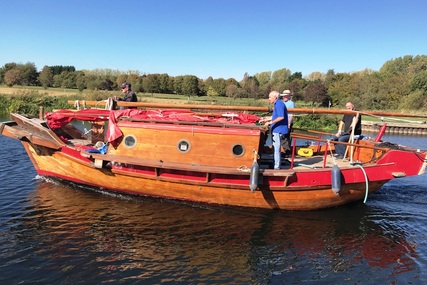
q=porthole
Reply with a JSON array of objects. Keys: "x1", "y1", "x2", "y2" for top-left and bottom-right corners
[
  {"x1": 177, "y1": 139, "x2": 191, "y2": 153},
  {"x1": 232, "y1": 144, "x2": 245, "y2": 157},
  {"x1": 124, "y1": 135, "x2": 137, "y2": 148}
]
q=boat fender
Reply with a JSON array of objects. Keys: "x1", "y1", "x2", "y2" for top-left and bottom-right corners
[
  {"x1": 331, "y1": 164, "x2": 341, "y2": 194},
  {"x1": 249, "y1": 160, "x2": 259, "y2": 192}
]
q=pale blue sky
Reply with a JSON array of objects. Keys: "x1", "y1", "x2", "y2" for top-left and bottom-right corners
[{"x1": 1, "y1": 0, "x2": 426, "y2": 80}]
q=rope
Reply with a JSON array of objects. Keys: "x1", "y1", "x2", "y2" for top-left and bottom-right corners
[
  {"x1": 104, "y1": 98, "x2": 115, "y2": 110},
  {"x1": 83, "y1": 128, "x2": 92, "y2": 135},
  {"x1": 351, "y1": 163, "x2": 369, "y2": 203},
  {"x1": 237, "y1": 166, "x2": 250, "y2": 172},
  {"x1": 253, "y1": 149, "x2": 260, "y2": 160},
  {"x1": 327, "y1": 140, "x2": 337, "y2": 165}
]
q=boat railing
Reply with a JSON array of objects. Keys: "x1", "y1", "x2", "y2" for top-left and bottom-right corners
[{"x1": 289, "y1": 132, "x2": 389, "y2": 169}]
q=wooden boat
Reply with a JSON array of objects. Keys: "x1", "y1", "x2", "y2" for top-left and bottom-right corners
[{"x1": 1, "y1": 101, "x2": 426, "y2": 210}]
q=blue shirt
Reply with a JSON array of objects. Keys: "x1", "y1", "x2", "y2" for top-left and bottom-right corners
[
  {"x1": 284, "y1": 99, "x2": 295, "y2": 122},
  {"x1": 271, "y1": 99, "x2": 288, "y2": 134}
]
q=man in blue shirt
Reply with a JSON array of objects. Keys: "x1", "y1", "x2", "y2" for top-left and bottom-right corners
[{"x1": 263, "y1": 91, "x2": 289, "y2": 169}]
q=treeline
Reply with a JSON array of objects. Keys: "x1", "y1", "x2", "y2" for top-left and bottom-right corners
[{"x1": 1, "y1": 55, "x2": 426, "y2": 111}]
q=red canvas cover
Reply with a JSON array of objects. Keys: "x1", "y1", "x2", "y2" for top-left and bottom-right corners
[{"x1": 46, "y1": 108, "x2": 260, "y2": 146}]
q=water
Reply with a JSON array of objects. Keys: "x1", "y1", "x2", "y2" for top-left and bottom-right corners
[{"x1": 1, "y1": 125, "x2": 427, "y2": 284}]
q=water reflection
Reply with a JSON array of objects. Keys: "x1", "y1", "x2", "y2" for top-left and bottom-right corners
[{"x1": 5, "y1": 179, "x2": 418, "y2": 284}]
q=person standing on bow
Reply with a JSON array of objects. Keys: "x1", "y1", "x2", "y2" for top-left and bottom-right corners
[
  {"x1": 261, "y1": 91, "x2": 289, "y2": 169},
  {"x1": 280, "y1": 90, "x2": 295, "y2": 157},
  {"x1": 114, "y1": 82, "x2": 138, "y2": 109},
  {"x1": 332, "y1": 101, "x2": 362, "y2": 159}
]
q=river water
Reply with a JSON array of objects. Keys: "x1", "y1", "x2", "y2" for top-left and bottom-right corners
[{"x1": 0, "y1": 121, "x2": 426, "y2": 284}]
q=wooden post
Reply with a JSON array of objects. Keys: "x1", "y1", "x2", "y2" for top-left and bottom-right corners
[{"x1": 39, "y1": 106, "x2": 44, "y2": 120}]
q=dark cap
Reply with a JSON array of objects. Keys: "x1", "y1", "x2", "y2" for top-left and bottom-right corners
[{"x1": 121, "y1": 82, "x2": 131, "y2": 89}]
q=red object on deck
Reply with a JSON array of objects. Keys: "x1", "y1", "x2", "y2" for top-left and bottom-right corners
[{"x1": 375, "y1": 123, "x2": 387, "y2": 142}]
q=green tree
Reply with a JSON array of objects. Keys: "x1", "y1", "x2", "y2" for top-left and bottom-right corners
[
  {"x1": 303, "y1": 81, "x2": 329, "y2": 106},
  {"x1": 240, "y1": 73, "x2": 261, "y2": 99},
  {"x1": 99, "y1": 78, "x2": 115, "y2": 90},
  {"x1": 76, "y1": 71, "x2": 86, "y2": 91},
  {"x1": 210, "y1": 78, "x2": 227, "y2": 97},
  {"x1": 288, "y1": 72, "x2": 303, "y2": 82},
  {"x1": 0, "y1": 62, "x2": 18, "y2": 84},
  {"x1": 398, "y1": 90, "x2": 427, "y2": 110},
  {"x1": 287, "y1": 78, "x2": 307, "y2": 101},
  {"x1": 38, "y1": 65, "x2": 54, "y2": 88},
  {"x1": 143, "y1": 74, "x2": 160, "y2": 93},
  {"x1": 85, "y1": 74, "x2": 101, "y2": 90},
  {"x1": 174, "y1": 76, "x2": 184, "y2": 94},
  {"x1": 271, "y1": 68, "x2": 291, "y2": 84},
  {"x1": 225, "y1": 84, "x2": 239, "y2": 98},
  {"x1": 202, "y1": 76, "x2": 214, "y2": 96},
  {"x1": 50, "y1": 65, "x2": 76, "y2": 75},
  {"x1": 158, "y1": 73, "x2": 173, "y2": 93},
  {"x1": 182, "y1": 75, "x2": 200, "y2": 96},
  {"x1": 411, "y1": 70, "x2": 427, "y2": 92},
  {"x1": 19, "y1": 62, "x2": 38, "y2": 86},
  {"x1": 4, "y1": 68, "x2": 23, "y2": 86},
  {"x1": 116, "y1": 74, "x2": 128, "y2": 87},
  {"x1": 254, "y1": 71, "x2": 271, "y2": 86},
  {"x1": 127, "y1": 73, "x2": 142, "y2": 91}
]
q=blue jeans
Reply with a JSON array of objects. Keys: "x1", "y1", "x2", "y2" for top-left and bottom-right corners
[
  {"x1": 272, "y1": 132, "x2": 282, "y2": 169},
  {"x1": 334, "y1": 133, "x2": 351, "y2": 156}
]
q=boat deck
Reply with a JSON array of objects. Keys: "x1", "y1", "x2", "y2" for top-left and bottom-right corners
[{"x1": 259, "y1": 153, "x2": 361, "y2": 170}]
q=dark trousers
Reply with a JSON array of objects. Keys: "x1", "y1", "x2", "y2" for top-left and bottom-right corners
[
  {"x1": 281, "y1": 124, "x2": 293, "y2": 155},
  {"x1": 333, "y1": 133, "x2": 351, "y2": 156}
]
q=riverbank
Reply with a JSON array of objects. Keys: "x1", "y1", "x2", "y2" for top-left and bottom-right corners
[{"x1": 363, "y1": 120, "x2": 427, "y2": 135}]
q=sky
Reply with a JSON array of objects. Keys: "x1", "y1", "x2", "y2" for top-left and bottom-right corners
[{"x1": 1, "y1": 0, "x2": 426, "y2": 80}]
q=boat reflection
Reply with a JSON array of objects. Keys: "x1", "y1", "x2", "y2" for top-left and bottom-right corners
[{"x1": 27, "y1": 178, "x2": 417, "y2": 281}]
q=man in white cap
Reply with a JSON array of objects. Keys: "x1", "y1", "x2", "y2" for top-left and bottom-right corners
[{"x1": 280, "y1": 90, "x2": 295, "y2": 157}]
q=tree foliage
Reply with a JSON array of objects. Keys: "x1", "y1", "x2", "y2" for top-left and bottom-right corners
[
  {"x1": 304, "y1": 81, "x2": 329, "y2": 106},
  {"x1": 38, "y1": 66, "x2": 54, "y2": 88},
  {"x1": 4, "y1": 69, "x2": 23, "y2": 86},
  {"x1": 1, "y1": 55, "x2": 426, "y2": 111}
]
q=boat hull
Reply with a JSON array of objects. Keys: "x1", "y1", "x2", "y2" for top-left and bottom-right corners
[{"x1": 23, "y1": 141, "x2": 390, "y2": 210}]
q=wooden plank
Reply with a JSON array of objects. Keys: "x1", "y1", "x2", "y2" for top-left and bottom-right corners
[
  {"x1": 81, "y1": 151, "x2": 254, "y2": 175},
  {"x1": 67, "y1": 100, "x2": 427, "y2": 118},
  {"x1": 10, "y1": 113, "x2": 64, "y2": 148}
]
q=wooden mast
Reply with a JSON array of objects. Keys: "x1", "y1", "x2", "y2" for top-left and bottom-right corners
[{"x1": 67, "y1": 100, "x2": 427, "y2": 119}]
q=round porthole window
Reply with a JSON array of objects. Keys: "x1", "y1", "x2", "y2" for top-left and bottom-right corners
[
  {"x1": 232, "y1": 144, "x2": 245, "y2": 157},
  {"x1": 177, "y1": 139, "x2": 191, "y2": 153},
  {"x1": 124, "y1": 135, "x2": 137, "y2": 148}
]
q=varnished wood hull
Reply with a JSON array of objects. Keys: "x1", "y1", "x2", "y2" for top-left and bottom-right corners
[{"x1": 19, "y1": 140, "x2": 418, "y2": 210}]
